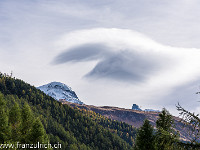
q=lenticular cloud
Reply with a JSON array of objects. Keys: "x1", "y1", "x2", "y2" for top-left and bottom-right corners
[{"x1": 54, "y1": 28, "x2": 200, "y2": 87}]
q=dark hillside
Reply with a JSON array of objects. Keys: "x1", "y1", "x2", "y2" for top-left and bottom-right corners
[{"x1": 0, "y1": 73, "x2": 135, "y2": 150}]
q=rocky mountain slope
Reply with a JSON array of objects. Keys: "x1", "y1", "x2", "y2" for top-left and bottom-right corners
[{"x1": 60, "y1": 100, "x2": 190, "y2": 142}]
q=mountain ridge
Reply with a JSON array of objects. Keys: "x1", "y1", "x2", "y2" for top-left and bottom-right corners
[{"x1": 60, "y1": 100, "x2": 190, "y2": 142}]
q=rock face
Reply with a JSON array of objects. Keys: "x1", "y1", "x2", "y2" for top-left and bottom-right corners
[
  {"x1": 38, "y1": 82, "x2": 83, "y2": 104},
  {"x1": 132, "y1": 104, "x2": 160, "y2": 112},
  {"x1": 132, "y1": 104, "x2": 142, "y2": 111}
]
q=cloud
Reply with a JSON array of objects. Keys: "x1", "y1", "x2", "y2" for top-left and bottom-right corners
[
  {"x1": 54, "y1": 28, "x2": 177, "y2": 83},
  {"x1": 86, "y1": 50, "x2": 165, "y2": 82},
  {"x1": 54, "y1": 41, "x2": 167, "y2": 82},
  {"x1": 52, "y1": 28, "x2": 200, "y2": 111},
  {"x1": 2, "y1": 0, "x2": 200, "y2": 114},
  {"x1": 54, "y1": 43, "x2": 111, "y2": 63}
]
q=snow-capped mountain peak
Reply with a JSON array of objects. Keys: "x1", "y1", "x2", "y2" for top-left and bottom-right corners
[
  {"x1": 45, "y1": 82, "x2": 72, "y2": 91},
  {"x1": 37, "y1": 82, "x2": 83, "y2": 104}
]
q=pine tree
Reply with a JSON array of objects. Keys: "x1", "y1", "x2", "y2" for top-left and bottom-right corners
[
  {"x1": 176, "y1": 103, "x2": 200, "y2": 149},
  {"x1": 69, "y1": 144, "x2": 79, "y2": 150},
  {"x1": 0, "y1": 74, "x2": 136, "y2": 150},
  {"x1": 156, "y1": 108, "x2": 174, "y2": 131},
  {"x1": 155, "y1": 108, "x2": 179, "y2": 150},
  {"x1": 134, "y1": 119, "x2": 155, "y2": 150},
  {"x1": 9, "y1": 102, "x2": 22, "y2": 142},
  {"x1": 0, "y1": 94, "x2": 11, "y2": 143},
  {"x1": 21, "y1": 103, "x2": 34, "y2": 143},
  {"x1": 29, "y1": 118, "x2": 48, "y2": 144}
]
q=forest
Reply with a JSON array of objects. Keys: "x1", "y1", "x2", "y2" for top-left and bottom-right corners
[
  {"x1": 0, "y1": 72, "x2": 200, "y2": 150},
  {"x1": 0, "y1": 73, "x2": 136, "y2": 150}
]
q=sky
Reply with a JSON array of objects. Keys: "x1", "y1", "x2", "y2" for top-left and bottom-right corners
[{"x1": 1, "y1": 0, "x2": 200, "y2": 115}]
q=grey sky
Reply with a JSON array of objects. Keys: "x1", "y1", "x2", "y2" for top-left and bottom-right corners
[{"x1": 1, "y1": 0, "x2": 200, "y2": 115}]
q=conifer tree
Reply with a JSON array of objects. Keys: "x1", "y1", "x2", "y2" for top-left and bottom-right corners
[
  {"x1": 30, "y1": 118, "x2": 48, "y2": 144},
  {"x1": 9, "y1": 102, "x2": 22, "y2": 142},
  {"x1": 0, "y1": 94, "x2": 11, "y2": 143},
  {"x1": 21, "y1": 103, "x2": 34, "y2": 143},
  {"x1": 176, "y1": 103, "x2": 200, "y2": 149},
  {"x1": 0, "y1": 74, "x2": 137, "y2": 150},
  {"x1": 156, "y1": 108, "x2": 174, "y2": 131},
  {"x1": 134, "y1": 119, "x2": 155, "y2": 150},
  {"x1": 155, "y1": 108, "x2": 179, "y2": 150}
]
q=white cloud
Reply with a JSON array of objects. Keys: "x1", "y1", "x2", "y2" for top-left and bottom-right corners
[
  {"x1": 1, "y1": 0, "x2": 200, "y2": 115},
  {"x1": 56, "y1": 28, "x2": 200, "y2": 84},
  {"x1": 53, "y1": 28, "x2": 200, "y2": 114}
]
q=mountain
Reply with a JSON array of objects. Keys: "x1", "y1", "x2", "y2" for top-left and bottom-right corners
[
  {"x1": 37, "y1": 82, "x2": 83, "y2": 104},
  {"x1": 61, "y1": 101, "x2": 191, "y2": 142},
  {"x1": 0, "y1": 73, "x2": 135, "y2": 149}
]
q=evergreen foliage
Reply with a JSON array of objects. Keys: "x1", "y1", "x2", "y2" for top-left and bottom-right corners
[
  {"x1": 155, "y1": 108, "x2": 179, "y2": 150},
  {"x1": 134, "y1": 119, "x2": 155, "y2": 150},
  {"x1": 0, "y1": 93, "x2": 49, "y2": 149},
  {"x1": 30, "y1": 118, "x2": 48, "y2": 144},
  {"x1": 0, "y1": 94, "x2": 10, "y2": 143},
  {"x1": 21, "y1": 103, "x2": 34, "y2": 143},
  {"x1": 176, "y1": 103, "x2": 200, "y2": 149},
  {"x1": 2, "y1": 72, "x2": 194, "y2": 149},
  {"x1": 0, "y1": 73, "x2": 134, "y2": 149},
  {"x1": 9, "y1": 102, "x2": 22, "y2": 142},
  {"x1": 78, "y1": 108, "x2": 137, "y2": 146}
]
